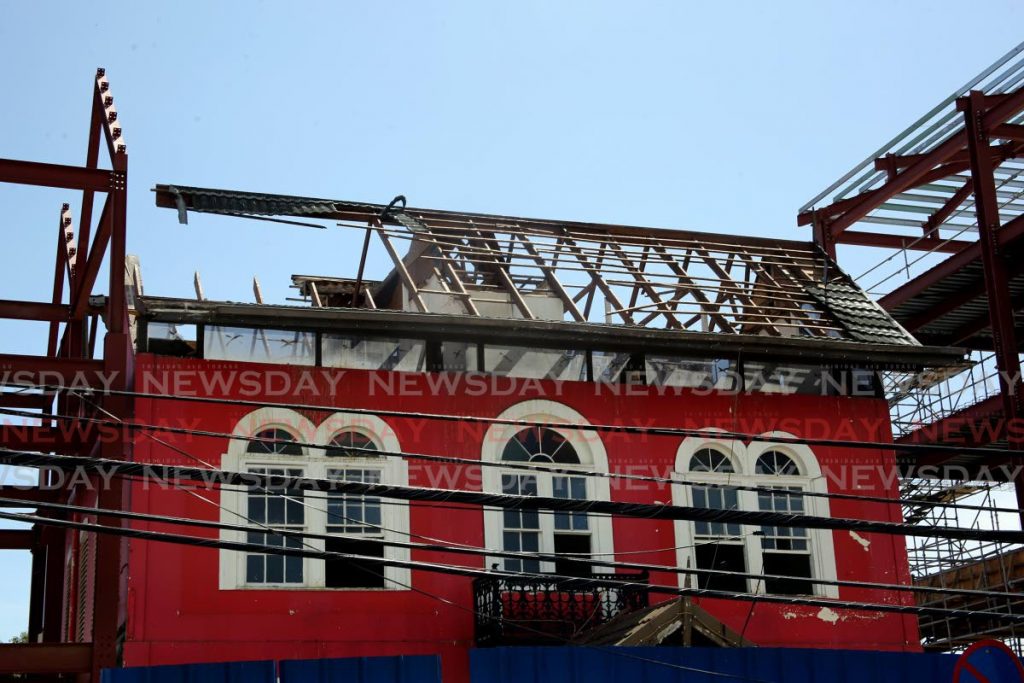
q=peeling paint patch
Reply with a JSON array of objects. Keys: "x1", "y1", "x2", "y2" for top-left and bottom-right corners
[
  {"x1": 782, "y1": 611, "x2": 800, "y2": 620},
  {"x1": 849, "y1": 530, "x2": 871, "y2": 551},
  {"x1": 816, "y1": 607, "x2": 840, "y2": 624}
]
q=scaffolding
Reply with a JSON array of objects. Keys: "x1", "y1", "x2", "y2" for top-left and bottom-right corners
[{"x1": 804, "y1": 41, "x2": 1024, "y2": 655}]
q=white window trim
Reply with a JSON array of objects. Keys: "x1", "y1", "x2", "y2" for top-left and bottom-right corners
[
  {"x1": 481, "y1": 400, "x2": 614, "y2": 573},
  {"x1": 219, "y1": 408, "x2": 411, "y2": 591},
  {"x1": 672, "y1": 428, "x2": 838, "y2": 599}
]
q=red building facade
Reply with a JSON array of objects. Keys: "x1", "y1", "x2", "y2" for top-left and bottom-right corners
[{"x1": 118, "y1": 352, "x2": 918, "y2": 681}]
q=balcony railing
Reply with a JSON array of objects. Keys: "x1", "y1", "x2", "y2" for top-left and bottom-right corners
[{"x1": 473, "y1": 572, "x2": 650, "y2": 646}]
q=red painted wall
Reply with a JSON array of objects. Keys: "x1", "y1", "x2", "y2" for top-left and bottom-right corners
[{"x1": 121, "y1": 354, "x2": 918, "y2": 682}]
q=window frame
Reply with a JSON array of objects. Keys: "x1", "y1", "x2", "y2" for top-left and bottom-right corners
[
  {"x1": 219, "y1": 408, "x2": 410, "y2": 591},
  {"x1": 672, "y1": 429, "x2": 838, "y2": 598},
  {"x1": 481, "y1": 400, "x2": 615, "y2": 575}
]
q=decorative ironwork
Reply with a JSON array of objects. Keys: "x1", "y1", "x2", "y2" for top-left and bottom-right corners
[{"x1": 472, "y1": 572, "x2": 649, "y2": 646}]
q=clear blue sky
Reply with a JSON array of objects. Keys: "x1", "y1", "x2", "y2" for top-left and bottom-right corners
[{"x1": 0, "y1": 1, "x2": 1021, "y2": 641}]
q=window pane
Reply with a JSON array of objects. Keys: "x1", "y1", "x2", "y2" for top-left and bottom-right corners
[
  {"x1": 692, "y1": 485, "x2": 740, "y2": 538},
  {"x1": 206, "y1": 326, "x2": 315, "y2": 365},
  {"x1": 246, "y1": 554, "x2": 264, "y2": 583},
  {"x1": 483, "y1": 345, "x2": 586, "y2": 381},
  {"x1": 322, "y1": 335, "x2": 426, "y2": 372},
  {"x1": 762, "y1": 552, "x2": 814, "y2": 595},
  {"x1": 694, "y1": 542, "x2": 747, "y2": 593},
  {"x1": 324, "y1": 537, "x2": 385, "y2": 588},
  {"x1": 645, "y1": 356, "x2": 737, "y2": 389}
]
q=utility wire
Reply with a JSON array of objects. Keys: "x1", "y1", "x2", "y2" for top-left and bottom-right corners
[
  {"x1": 4, "y1": 447, "x2": 1024, "y2": 545},
  {"x1": 1, "y1": 403, "x2": 1019, "y2": 517},
  {"x1": 4, "y1": 508, "x2": 1019, "y2": 625},
  {"x1": 9, "y1": 382, "x2": 1021, "y2": 461},
  {"x1": 8, "y1": 491, "x2": 1020, "y2": 604}
]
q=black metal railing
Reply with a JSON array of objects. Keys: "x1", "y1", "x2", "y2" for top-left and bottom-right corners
[{"x1": 473, "y1": 572, "x2": 649, "y2": 646}]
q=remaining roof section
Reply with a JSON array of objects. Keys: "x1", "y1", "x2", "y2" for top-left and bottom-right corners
[
  {"x1": 153, "y1": 184, "x2": 955, "y2": 359},
  {"x1": 798, "y1": 41, "x2": 1024, "y2": 253}
]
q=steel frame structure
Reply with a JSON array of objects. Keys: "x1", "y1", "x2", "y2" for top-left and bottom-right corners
[
  {"x1": 802, "y1": 43, "x2": 1024, "y2": 654},
  {"x1": 0, "y1": 69, "x2": 133, "y2": 681}
]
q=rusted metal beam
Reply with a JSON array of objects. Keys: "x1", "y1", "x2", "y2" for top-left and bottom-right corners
[
  {"x1": 514, "y1": 232, "x2": 585, "y2": 322},
  {"x1": 72, "y1": 195, "x2": 112, "y2": 319},
  {"x1": 0, "y1": 301, "x2": 71, "y2": 322},
  {"x1": 467, "y1": 226, "x2": 535, "y2": 320},
  {"x1": 0, "y1": 392, "x2": 53, "y2": 410},
  {"x1": 377, "y1": 228, "x2": 429, "y2": 313},
  {"x1": 0, "y1": 158, "x2": 113, "y2": 192},
  {"x1": 836, "y1": 231, "x2": 973, "y2": 253},
  {"x1": 0, "y1": 643, "x2": 92, "y2": 674},
  {"x1": 799, "y1": 87, "x2": 1024, "y2": 235},
  {"x1": 922, "y1": 179, "x2": 974, "y2": 237},
  {"x1": 964, "y1": 90, "x2": 1024, "y2": 525},
  {"x1": 0, "y1": 530, "x2": 33, "y2": 549},
  {"x1": 0, "y1": 354, "x2": 107, "y2": 394},
  {"x1": 0, "y1": 487, "x2": 60, "y2": 506},
  {"x1": 606, "y1": 242, "x2": 681, "y2": 329},
  {"x1": 879, "y1": 212, "x2": 1024, "y2": 310},
  {"x1": 991, "y1": 123, "x2": 1024, "y2": 142}
]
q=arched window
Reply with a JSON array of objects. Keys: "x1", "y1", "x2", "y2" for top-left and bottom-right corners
[
  {"x1": 753, "y1": 450, "x2": 812, "y2": 595},
  {"x1": 482, "y1": 401, "x2": 613, "y2": 578},
  {"x1": 236, "y1": 423, "x2": 309, "y2": 587},
  {"x1": 684, "y1": 446, "x2": 746, "y2": 594},
  {"x1": 323, "y1": 428, "x2": 387, "y2": 589},
  {"x1": 673, "y1": 432, "x2": 837, "y2": 599},
  {"x1": 248, "y1": 428, "x2": 303, "y2": 455},
  {"x1": 219, "y1": 409, "x2": 409, "y2": 592}
]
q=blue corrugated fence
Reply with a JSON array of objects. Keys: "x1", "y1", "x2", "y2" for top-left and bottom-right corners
[
  {"x1": 103, "y1": 654, "x2": 442, "y2": 683},
  {"x1": 470, "y1": 647, "x2": 962, "y2": 683}
]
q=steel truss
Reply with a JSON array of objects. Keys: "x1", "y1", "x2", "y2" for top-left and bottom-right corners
[{"x1": 0, "y1": 68, "x2": 133, "y2": 681}]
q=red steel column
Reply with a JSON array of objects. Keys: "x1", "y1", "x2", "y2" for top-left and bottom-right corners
[{"x1": 963, "y1": 90, "x2": 1024, "y2": 522}]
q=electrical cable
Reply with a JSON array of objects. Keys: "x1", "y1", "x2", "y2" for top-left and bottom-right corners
[
  {"x1": 10, "y1": 492, "x2": 1021, "y2": 605},
  {"x1": 1, "y1": 402, "x2": 1019, "y2": 517},
  {"x1": 8, "y1": 382, "x2": 1021, "y2": 461},
  {"x1": 4, "y1": 447, "x2": 1024, "y2": 545},
  {"x1": 4, "y1": 508, "x2": 1019, "y2": 626}
]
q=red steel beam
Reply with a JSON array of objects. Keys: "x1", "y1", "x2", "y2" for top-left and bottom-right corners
[
  {"x1": 0, "y1": 643, "x2": 93, "y2": 674},
  {"x1": 72, "y1": 195, "x2": 112, "y2": 320},
  {"x1": 0, "y1": 158, "x2": 112, "y2": 192},
  {"x1": 964, "y1": 90, "x2": 1024, "y2": 524},
  {"x1": 0, "y1": 392, "x2": 54, "y2": 410},
  {"x1": 878, "y1": 212, "x2": 1024, "y2": 310},
  {"x1": 0, "y1": 300, "x2": 71, "y2": 322},
  {"x1": 0, "y1": 354, "x2": 106, "y2": 392},
  {"x1": 0, "y1": 486, "x2": 60, "y2": 506},
  {"x1": 0, "y1": 529, "x2": 33, "y2": 549},
  {"x1": 835, "y1": 231, "x2": 972, "y2": 253},
  {"x1": 799, "y1": 87, "x2": 1024, "y2": 235}
]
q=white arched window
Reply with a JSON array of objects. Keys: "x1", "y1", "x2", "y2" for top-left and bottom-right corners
[
  {"x1": 481, "y1": 401, "x2": 613, "y2": 577},
  {"x1": 219, "y1": 409, "x2": 409, "y2": 590},
  {"x1": 673, "y1": 430, "x2": 838, "y2": 598}
]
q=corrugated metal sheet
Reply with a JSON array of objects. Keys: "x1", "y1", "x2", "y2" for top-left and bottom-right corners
[
  {"x1": 470, "y1": 647, "x2": 960, "y2": 683},
  {"x1": 101, "y1": 660, "x2": 275, "y2": 683},
  {"x1": 280, "y1": 655, "x2": 442, "y2": 682}
]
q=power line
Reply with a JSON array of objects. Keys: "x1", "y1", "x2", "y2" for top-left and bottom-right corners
[
  {"x1": 3, "y1": 508, "x2": 1019, "y2": 625},
  {"x1": 1, "y1": 403, "x2": 1018, "y2": 517},
  {"x1": 11, "y1": 382, "x2": 1020, "y2": 460},
  {"x1": 4, "y1": 447, "x2": 1024, "y2": 544},
  {"x1": 9, "y1": 492, "x2": 1020, "y2": 605}
]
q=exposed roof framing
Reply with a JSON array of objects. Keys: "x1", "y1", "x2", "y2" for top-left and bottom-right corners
[
  {"x1": 798, "y1": 41, "x2": 1024, "y2": 255},
  {"x1": 154, "y1": 184, "x2": 940, "y2": 354}
]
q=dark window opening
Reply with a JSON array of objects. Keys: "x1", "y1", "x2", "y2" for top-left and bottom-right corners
[
  {"x1": 762, "y1": 552, "x2": 814, "y2": 595},
  {"x1": 553, "y1": 534, "x2": 592, "y2": 577},
  {"x1": 694, "y1": 542, "x2": 748, "y2": 593},
  {"x1": 325, "y1": 537, "x2": 386, "y2": 588}
]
